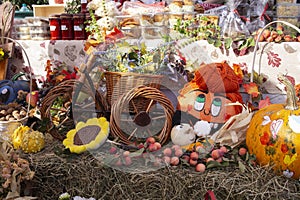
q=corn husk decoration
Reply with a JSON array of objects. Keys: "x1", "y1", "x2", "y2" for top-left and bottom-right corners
[{"x1": 210, "y1": 102, "x2": 253, "y2": 148}]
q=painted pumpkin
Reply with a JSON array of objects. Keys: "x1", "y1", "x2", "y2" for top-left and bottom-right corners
[
  {"x1": 246, "y1": 74, "x2": 300, "y2": 179},
  {"x1": 175, "y1": 62, "x2": 243, "y2": 135},
  {"x1": 12, "y1": 125, "x2": 45, "y2": 153}
]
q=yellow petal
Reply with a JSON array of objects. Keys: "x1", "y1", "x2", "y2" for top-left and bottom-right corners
[
  {"x1": 76, "y1": 121, "x2": 85, "y2": 130},
  {"x1": 87, "y1": 117, "x2": 101, "y2": 126}
]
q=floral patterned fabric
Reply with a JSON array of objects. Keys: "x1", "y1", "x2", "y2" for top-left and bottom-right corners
[
  {"x1": 9, "y1": 39, "x2": 300, "y2": 93},
  {"x1": 178, "y1": 40, "x2": 300, "y2": 94},
  {"x1": 9, "y1": 40, "x2": 87, "y2": 86}
]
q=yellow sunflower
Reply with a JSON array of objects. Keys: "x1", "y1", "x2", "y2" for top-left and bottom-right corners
[{"x1": 63, "y1": 117, "x2": 109, "y2": 154}]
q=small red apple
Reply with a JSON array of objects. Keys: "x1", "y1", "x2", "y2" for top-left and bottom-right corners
[
  {"x1": 190, "y1": 152, "x2": 199, "y2": 161},
  {"x1": 195, "y1": 163, "x2": 206, "y2": 172},
  {"x1": 124, "y1": 156, "x2": 132, "y2": 166},
  {"x1": 153, "y1": 142, "x2": 161, "y2": 150},
  {"x1": 146, "y1": 137, "x2": 156, "y2": 144},
  {"x1": 148, "y1": 143, "x2": 158, "y2": 152},
  {"x1": 170, "y1": 156, "x2": 180, "y2": 166},
  {"x1": 174, "y1": 148, "x2": 183, "y2": 157},
  {"x1": 26, "y1": 90, "x2": 39, "y2": 107},
  {"x1": 163, "y1": 147, "x2": 172, "y2": 157},
  {"x1": 189, "y1": 158, "x2": 198, "y2": 166}
]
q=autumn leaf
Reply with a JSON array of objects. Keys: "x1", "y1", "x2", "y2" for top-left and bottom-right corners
[
  {"x1": 233, "y1": 63, "x2": 243, "y2": 83},
  {"x1": 267, "y1": 51, "x2": 281, "y2": 68},
  {"x1": 258, "y1": 96, "x2": 271, "y2": 109},
  {"x1": 243, "y1": 82, "x2": 260, "y2": 98}
]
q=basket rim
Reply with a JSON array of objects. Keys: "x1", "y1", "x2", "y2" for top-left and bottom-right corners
[
  {"x1": 104, "y1": 71, "x2": 164, "y2": 78},
  {"x1": 0, "y1": 116, "x2": 28, "y2": 124}
]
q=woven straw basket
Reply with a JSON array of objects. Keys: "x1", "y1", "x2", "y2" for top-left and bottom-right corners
[
  {"x1": 0, "y1": 38, "x2": 31, "y2": 142},
  {"x1": 104, "y1": 71, "x2": 163, "y2": 111},
  {"x1": 40, "y1": 79, "x2": 107, "y2": 141},
  {"x1": 110, "y1": 85, "x2": 174, "y2": 145}
]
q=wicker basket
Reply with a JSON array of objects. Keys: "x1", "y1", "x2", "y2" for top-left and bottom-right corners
[
  {"x1": 104, "y1": 71, "x2": 163, "y2": 110},
  {"x1": 40, "y1": 79, "x2": 107, "y2": 141},
  {"x1": 0, "y1": 38, "x2": 31, "y2": 142},
  {"x1": 110, "y1": 85, "x2": 174, "y2": 145}
]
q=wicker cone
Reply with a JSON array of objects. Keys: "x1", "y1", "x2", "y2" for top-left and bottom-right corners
[
  {"x1": 110, "y1": 85, "x2": 174, "y2": 145},
  {"x1": 104, "y1": 71, "x2": 163, "y2": 110},
  {"x1": 40, "y1": 79, "x2": 107, "y2": 141}
]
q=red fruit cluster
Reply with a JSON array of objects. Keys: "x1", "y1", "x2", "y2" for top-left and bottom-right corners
[
  {"x1": 182, "y1": 145, "x2": 229, "y2": 173},
  {"x1": 161, "y1": 144, "x2": 185, "y2": 166},
  {"x1": 108, "y1": 137, "x2": 164, "y2": 167},
  {"x1": 108, "y1": 146, "x2": 133, "y2": 167}
]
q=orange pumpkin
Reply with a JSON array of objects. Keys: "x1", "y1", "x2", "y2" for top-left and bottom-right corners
[
  {"x1": 246, "y1": 74, "x2": 300, "y2": 179},
  {"x1": 175, "y1": 62, "x2": 243, "y2": 134}
]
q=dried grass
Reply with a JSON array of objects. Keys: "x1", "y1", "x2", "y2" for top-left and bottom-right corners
[{"x1": 22, "y1": 135, "x2": 300, "y2": 200}]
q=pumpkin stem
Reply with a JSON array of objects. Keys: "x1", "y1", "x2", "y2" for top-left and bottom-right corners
[{"x1": 278, "y1": 74, "x2": 298, "y2": 110}]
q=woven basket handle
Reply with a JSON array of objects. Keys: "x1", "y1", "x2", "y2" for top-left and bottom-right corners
[
  {"x1": 250, "y1": 20, "x2": 300, "y2": 83},
  {"x1": 2, "y1": 37, "x2": 32, "y2": 118}
]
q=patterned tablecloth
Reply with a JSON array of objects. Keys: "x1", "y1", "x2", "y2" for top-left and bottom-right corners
[
  {"x1": 9, "y1": 40, "x2": 87, "y2": 86},
  {"x1": 9, "y1": 39, "x2": 300, "y2": 95}
]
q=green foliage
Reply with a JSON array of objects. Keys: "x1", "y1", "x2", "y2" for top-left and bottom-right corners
[{"x1": 64, "y1": 0, "x2": 81, "y2": 14}]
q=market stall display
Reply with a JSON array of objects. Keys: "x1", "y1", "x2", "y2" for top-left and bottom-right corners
[{"x1": 2, "y1": 0, "x2": 300, "y2": 199}]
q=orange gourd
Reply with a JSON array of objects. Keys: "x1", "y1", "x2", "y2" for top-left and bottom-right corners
[{"x1": 246, "y1": 74, "x2": 300, "y2": 179}]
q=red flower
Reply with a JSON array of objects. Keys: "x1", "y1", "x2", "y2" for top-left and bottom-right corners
[
  {"x1": 260, "y1": 132, "x2": 270, "y2": 145},
  {"x1": 281, "y1": 144, "x2": 289, "y2": 153},
  {"x1": 267, "y1": 51, "x2": 281, "y2": 68}
]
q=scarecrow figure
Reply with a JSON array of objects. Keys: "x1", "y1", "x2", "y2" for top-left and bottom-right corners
[{"x1": 173, "y1": 61, "x2": 243, "y2": 137}]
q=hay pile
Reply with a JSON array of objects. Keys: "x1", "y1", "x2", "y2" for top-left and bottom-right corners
[{"x1": 23, "y1": 135, "x2": 300, "y2": 200}]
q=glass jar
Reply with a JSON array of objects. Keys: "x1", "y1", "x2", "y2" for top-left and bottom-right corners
[
  {"x1": 60, "y1": 13, "x2": 74, "y2": 40},
  {"x1": 49, "y1": 14, "x2": 61, "y2": 40},
  {"x1": 81, "y1": 0, "x2": 88, "y2": 13},
  {"x1": 73, "y1": 13, "x2": 86, "y2": 40}
]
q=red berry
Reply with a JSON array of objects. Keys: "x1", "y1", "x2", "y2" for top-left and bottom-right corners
[
  {"x1": 109, "y1": 147, "x2": 117, "y2": 154},
  {"x1": 174, "y1": 148, "x2": 183, "y2": 157},
  {"x1": 171, "y1": 144, "x2": 181, "y2": 151},
  {"x1": 190, "y1": 151, "x2": 199, "y2": 161},
  {"x1": 220, "y1": 146, "x2": 228, "y2": 154},
  {"x1": 154, "y1": 142, "x2": 162, "y2": 150},
  {"x1": 114, "y1": 158, "x2": 122, "y2": 166},
  {"x1": 211, "y1": 149, "x2": 221, "y2": 160},
  {"x1": 163, "y1": 147, "x2": 172, "y2": 157},
  {"x1": 163, "y1": 156, "x2": 171, "y2": 164},
  {"x1": 206, "y1": 157, "x2": 214, "y2": 163},
  {"x1": 146, "y1": 137, "x2": 156, "y2": 144},
  {"x1": 189, "y1": 158, "x2": 198, "y2": 166},
  {"x1": 148, "y1": 143, "x2": 158, "y2": 152},
  {"x1": 195, "y1": 163, "x2": 206, "y2": 172},
  {"x1": 137, "y1": 143, "x2": 145, "y2": 149},
  {"x1": 239, "y1": 147, "x2": 247, "y2": 156},
  {"x1": 170, "y1": 156, "x2": 180, "y2": 166},
  {"x1": 123, "y1": 151, "x2": 130, "y2": 157},
  {"x1": 124, "y1": 156, "x2": 132, "y2": 166}
]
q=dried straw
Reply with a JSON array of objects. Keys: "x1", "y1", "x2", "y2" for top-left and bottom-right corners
[{"x1": 22, "y1": 135, "x2": 300, "y2": 200}]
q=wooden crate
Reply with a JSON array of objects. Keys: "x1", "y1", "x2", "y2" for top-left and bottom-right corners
[{"x1": 32, "y1": 5, "x2": 65, "y2": 17}]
